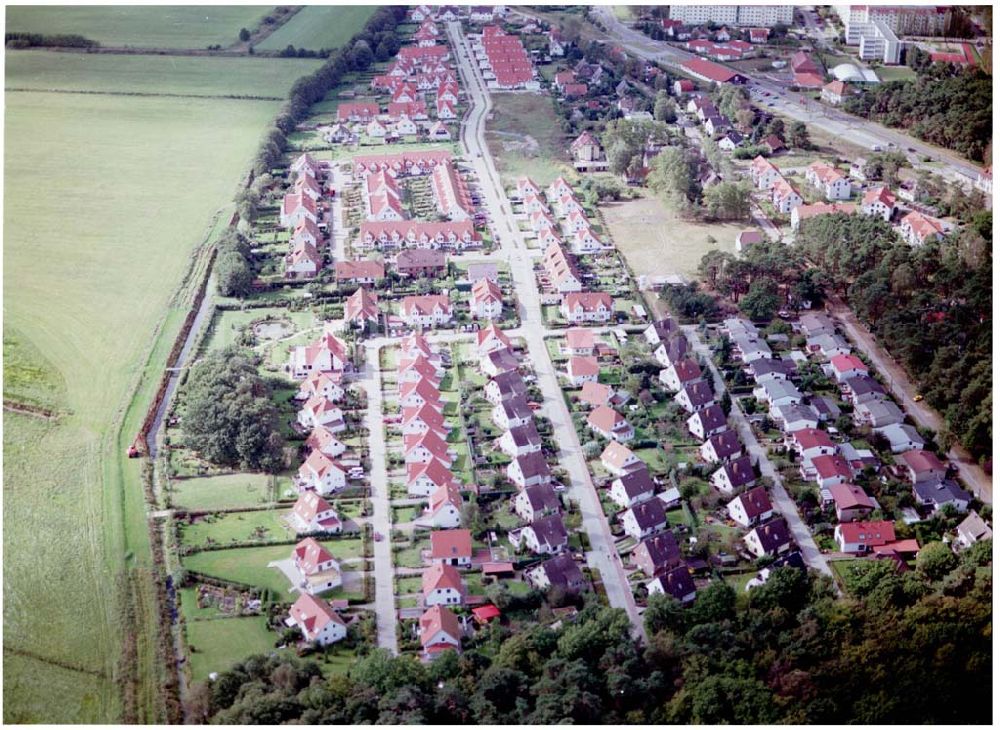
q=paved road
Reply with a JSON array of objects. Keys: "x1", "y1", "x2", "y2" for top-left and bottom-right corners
[
  {"x1": 682, "y1": 325, "x2": 837, "y2": 586},
  {"x1": 360, "y1": 342, "x2": 399, "y2": 654},
  {"x1": 589, "y1": 7, "x2": 982, "y2": 187},
  {"x1": 825, "y1": 295, "x2": 992, "y2": 504},
  {"x1": 448, "y1": 22, "x2": 646, "y2": 641}
]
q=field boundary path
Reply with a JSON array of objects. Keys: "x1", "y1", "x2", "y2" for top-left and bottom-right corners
[
  {"x1": 448, "y1": 21, "x2": 646, "y2": 642},
  {"x1": 361, "y1": 342, "x2": 399, "y2": 655},
  {"x1": 682, "y1": 325, "x2": 838, "y2": 589},
  {"x1": 825, "y1": 295, "x2": 992, "y2": 503}
]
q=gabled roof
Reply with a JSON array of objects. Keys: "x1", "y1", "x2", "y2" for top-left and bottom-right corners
[
  {"x1": 828, "y1": 482, "x2": 875, "y2": 511},
  {"x1": 747, "y1": 516, "x2": 791, "y2": 551},
  {"x1": 430, "y1": 529, "x2": 472, "y2": 559},
  {"x1": 294, "y1": 537, "x2": 335, "y2": 575},
  {"x1": 588, "y1": 404, "x2": 628, "y2": 432},
  {"x1": 601, "y1": 441, "x2": 639, "y2": 469},
  {"x1": 732, "y1": 485, "x2": 772, "y2": 520},
  {"x1": 614, "y1": 468, "x2": 656, "y2": 499},
  {"x1": 290, "y1": 593, "x2": 345, "y2": 637},
  {"x1": 420, "y1": 605, "x2": 461, "y2": 647},
  {"x1": 633, "y1": 532, "x2": 680, "y2": 571},
  {"x1": 512, "y1": 451, "x2": 551, "y2": 480},
  {"x1": 422, "y1": 562, "x2": 464, "y2": 596},
  {"x1": 792, "y1": 428, "x2": 834, "y2": 451},
  {"x1": 716, "y1": 455, "x2": 756, "y2": 488},
  {"x1": 625, "y1": 498, "x2": 667, "y2": 530},
  {"x1": 705, "y1": 429, "x2": 742, "y2": 459},
  {"x1": 568, "y1": 355, "x2": 599, "y2": 379},
  {"x1": 837, "y1": 520, "x2": 895, "y2": 546}
]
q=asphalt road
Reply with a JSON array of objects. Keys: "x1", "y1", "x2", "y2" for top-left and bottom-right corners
[
  {"x1": 683, "y1": 325, "x2": 837, "y2": 586},
  {"x1": 825, "y1": 295, "x2": 992, "y2": 504},
  {"x1": 447, "y1": 22, "x2": 647, "y2": 641},
  {"x1": 588, "y1": 7, "x2": 982, "y2": 186},
  {"x1": 360, "y1": 342, "x2": 400, "y2": 655}
]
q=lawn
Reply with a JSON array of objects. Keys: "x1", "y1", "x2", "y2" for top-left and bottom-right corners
[
  {"x1": 3, "y1": 56, "x2": 304, "y2": 722},
  {"x1": 256, "y1": 6, "x2": 376, "y2": 51},
  {"x1": 178, "y1": 509, "x2": 294, "y2": 548},
  {"x1": 5, "y1": 5, "x2": 271, "y2": 48},
  {"x1": 485, "y1": 92, "x2": 573, "y2": 186},
  {"x1": 876, "y1": 66, "x2": 918, "y2": 83},
  {"x1": 601, "y1": 191, "x2": 746, "y2": 278},
  {"x1": 5, "y1": 51, "x2": 322, "y2": 98},
  {"x1": 170, "y1": 473, "x2": 275, "y2": 511},
  {"x1": 185, "y1": 616, "x2": 278, "y2": 682},
  {"x1": 183, "y1": 545, "x2": 298, "y2": 595},
  {"x1": 200, "y1": 308, "x2": 317, "y2": 354}
]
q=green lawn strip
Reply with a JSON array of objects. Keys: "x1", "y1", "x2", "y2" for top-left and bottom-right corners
[
  {"x1": 170, "y1": 473, "x2": 274, "y2": 511},
  {"x1": 178, "y1": 509, "x2": 294, "y2": 549},
  {"x1": 257, "y1": 6, "x2": 376, "y2": 51},
  {"x1": 185, "y1": 616, "x2": 279, "y2": 682}
]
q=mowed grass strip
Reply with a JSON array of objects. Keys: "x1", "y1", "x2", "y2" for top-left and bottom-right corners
[
  {"x1": 5, "y1": 51, "x2": 322, "y2": 98},
  {"x1": 178, "y1": 509, "x2": 294, "y2": 548},
  {"x1": 170, "y1": 473, "x2": 274, "y2": 511},
  {"x1": 184, "y1": 616, "x2": 278, "y2": 682},
  {"x1": 5, "y1": 5, "x2": 270, "y2": 49},
  {"x1": 257, "y1": 6, "x2": 376, "y2": 51},
  {"x1": 3, "y1": 328, "x2": 67, "y2": 410}
]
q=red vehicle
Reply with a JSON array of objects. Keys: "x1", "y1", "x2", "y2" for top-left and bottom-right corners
[{"x1": 527, "y1": 401, "x2": 542, "y2": 411}]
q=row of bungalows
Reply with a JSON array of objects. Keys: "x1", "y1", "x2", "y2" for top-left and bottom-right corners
[
  {"x1": 357, "y1": 220, "x2": 481, "y2": 252},
  {"x1": 283, "y1": 153, "x2": 329, "y2": 279},
  {"x1": 749, "y1": 155, "x2": 802, "y2": 214},
  {"x1": 651, "y1": 316, "x2": 799, "y2": 564},
  {"x1": 543, "y1": 176, "x2": 607, "y2": 254},
  {"x1": 476, "y1": 25, "x2": 538, "y2": 90},
  {"x1": 287, "y1": 328, "x2": 362, "y2": 495}
]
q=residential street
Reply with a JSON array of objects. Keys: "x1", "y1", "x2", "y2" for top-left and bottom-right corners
[
  {"x1": 683, "y1": 325, "x2": 837, "y2": 586},
  {"x1": 825, "y1": 295, "x2": 992, "y2": 503},
  {"x1": 447, "y1": 22, "x2": 646, "y2": 641},
  {"x1": 360, "y1": 342, "x2": 399, "y2": 654}
]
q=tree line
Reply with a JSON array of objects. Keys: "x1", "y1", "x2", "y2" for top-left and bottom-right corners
[
  {"x1": 187, "y1": 538, "x2": 991, "y2": 724},
  {"x1": 6, "y1": 32, "x2": 99, "y2": 48}
]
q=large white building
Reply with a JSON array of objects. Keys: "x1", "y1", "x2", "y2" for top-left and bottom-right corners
[
  {"x1": 835, "y1": 5, "x2": 952, "y2": 65},
  {"x1": 668, "y1": 5, "x2": 793, "y2": 27}
]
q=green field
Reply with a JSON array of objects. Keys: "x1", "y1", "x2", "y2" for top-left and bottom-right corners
[
  {"x1": 3, "y1": 55, "x2": 306, "y2": 722},
  {"x1": 6, "y1": 5, "x2": 270, "y2": 48},
  {"x1": 200, "y1": 308, "x2": 318, "y2": 354},
  {"x1": 169, "y1": 473, "x2": 276, "y2": 511},
  {"x1": 257, "y1": 6, "x2": 376, "y2": 52},
  {"x1": 486, "y1": 92, "x2": 573, "y2": 186},
  {"x1": 178, "y1": 509, "x2": 294, "y2": 548},
  {"x1": 184, "y1": 616, "x2": 278, "y2": 682},
  {"x1": 5, "y1": 51, "x2": 322, "y2": 97}
]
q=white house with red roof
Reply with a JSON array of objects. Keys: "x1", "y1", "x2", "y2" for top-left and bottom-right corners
[
  {"x1": 420, "y1": 605, "x2": 462, "y2": 656},
  {"x1": 296, "y1": 372, "x2": 344, "y2": 403},
  {"x1": 420, "y1": 483, "x2": 463, "y2": 529},
  {"x1": 834, "y1": 520, "x2": 896, "y2": 554},
  {"x1": 560, "y1": 292, "x2": 613, "y2": 324},
  {"x1": 431, "y1": 162, "x2": 473, "y2": 221},
  {"x1": 566, "y1": 355, "x2": 600, "y2": 387},
  {"x1": 291, "y1": 537, "x2": 342, "y2": 594},
  {"x1": 829, "y1": 354, "x2": 868, "y2": 383},
  {"x1": 291, "y1": 218, "x2": 321, "y2": 248},
  {"x1": 900, "y1": 210, "x2": 947, "y2": 246},
  {"x1": 305, "y1": 426, "x2": 347, "y2": 460},
  {"x1": 811, "y1": 454, "x2": 854, "y2": 490},
  {"x1": 659, "y1": 357, "x2": 703, "y2": 392},
  {"x1": 601, "y1": 441, "x2": 644, "y2": 477},
  {"x1": 288, "y1": 331, "x2": 349, "y2": 379},
  {"x1": 771, "y1": 178, "x2": 804, "y2": 214},
  {"x1": 289, "y1": 492, "x2": 343, "y2": 534},
  {"x1": 805, "y1": 161, "x2": 852, "y2": 201},
  {"x1": 469, "y1": 278, "x2": 503, "y2": 319},
  {"x1": 587, "y1": 405, "x2": 634, "y2": 443},
  {"x1": 788, "y1": 428, "x2": 837, "y2": 463},
  {"x1": 336, "y1": 102, "x2": 380, "y2": 123},
  {"x1": 288, "y1": 593, "x2": 347, "y2": 645},
  {"x1": 827, "y1": 482, "x2": 876, "y2": 522},
  {"x1": 407, "y1": 458, "x2": 458, "y2": 498},
  {"x1": 422, "y1": 563, "x2": 465, "y2": 607},
  {"x1": 860, "y1": 186, "x2": 896, "y2": 221},
  {"x1": 404, "y1": 430, "x2": 454, "y2": 468},
  {"x1": 430, "y1": 529, "x2": 472, "y2": 567},
  {"x1": 398, "y1": 355, "x2": 443, "y2": 388},
  {"x1": 297, "y1": 396, "x2": 345, "y2": 432},
  {"x1": 750, "y1": 156, "x2": 782, "y2": 190},
  {"x1": 401, "y1": 295, "x2": 453, "y2": 328},
  {"x1": 360, "y1": 220, "x2": 479, "y2": 251},
  {"x1": 477, "y1": 322, "x2": 511, "y2": 355},
  {"x1": 571, "y1": 226, "x2": 604, "y2": 254},
  {"x1": 297, "y1": 449, "x2": 347, "y2": 495},
  {"x1": 821, "y1": 80, "x2": 851, "y2": 105},
  {"x1": 280, "y1": 192, "x2": 318, "y2": 228},
  {"x1": 398, "y1": 378, "x2": 442, "y2": 410},
  {"x1": 344, "y1": 287, "x2": 381, "y2": 329}
]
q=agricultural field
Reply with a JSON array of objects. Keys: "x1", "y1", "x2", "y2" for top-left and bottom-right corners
[
  {"x1": 5, "y1": 51, "x2": 322, "y2": 97},
  {"x1": 5, "y1": 5, "x2": 270, "y2": 48},
  {"x1": 601, "y1": 191, "x2": 746, "y2": 278},
  {"x1": 3, "y1": 55, "x2": 309, "y2": 723},
  {"x1": 485, "y1": 92, "x2": 573, "y2": 186},
  {"x1": 256, "y1": 5, "x2": 376, "y2": 51}
]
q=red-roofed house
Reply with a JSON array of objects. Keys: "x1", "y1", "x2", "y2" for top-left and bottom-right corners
[
  {"x1": 420, "y1": 605, "x2": 462, "y2": 656},
  {"x1": 407, "y1": 458, "x2": 458, "y2": 497},
  {"x1": 805, "y1": 161, "x2": 852, "y2": 200},
  {"x1": 290, "y1": 492, "x2": 342, "y2": 534},
  {"x1": 812, "y1": 454, "x2": 854, "y2": 489},
  {"x1": 430, "y1": 529, "x2": 472, "y2": 567},
  {"x1": 297, "y1": 448, "x2": 347, "y2": 494},
  {"x1": 401, "y1": 295, "x2": 453, "y2": 328},
  {"x1": 682, "y1": 58, "x2": 746, "y2": 85},
  {"x1": 727, "y1": 486, "x2": 774, "y2": 528},
  {"x1": 288, "y1": 593, "x2": 347, "y2": 645},
  {"x1": 828, "y1": 483, "x2": 876, "y2": 522},
  {"x1": 422, "y1": 562, "x2": 465, "y2": 606},
  {"x1": 560, "y1": 292, "x2": 613, "y2": 323},
  {"x1": 835, "y1": 520, "x2": 896, "y2": 554},
  {"x1": 829, "y1": 354, "x2": 868, "y2": 383},
  {"x1": 900, "y1": 210, "x2": 947, "y2": 246},
  {"x1": 291, "y1": 537, "x2": 342, "y2": 594},
  {"x1": 469, "y1": 278, "x2": 503, "y2": 319},
  {"x1": 337, "y1": 102, "x2": 380, "y2": 122},
  {"x1": 861, "y1": 186, "x2": 896, "y2": 221},
  {"x1": 335, "y1": 259, "x2": 385, "y2": 285},
  {"x1": 821, "y1": 80, "x2": 851, "y2": 105},
  {"x1": 566, "y1": 355, "x2": 599, "y2": 387},
  {"x1": 587, "y1": 405, "x2": 634, "y2": 443}
]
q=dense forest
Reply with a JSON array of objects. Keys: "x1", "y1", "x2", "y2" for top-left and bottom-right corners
[
  {"x1": 188, "y1": 540, "x2": 991, "y2": 724},
  {"x1": 796, "y1": 213, "x2": 992, "y2": 459},
  {"x1": 842, "y1": 68, "x2": 992, "y2": 163}
]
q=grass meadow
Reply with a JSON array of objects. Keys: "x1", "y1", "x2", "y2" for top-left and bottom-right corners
[
  {"x1": 5, "y1": 5, "x2": 270, "y2": 48},
  {"x1": 5, "y1": 51, "x2": 322, "y2": 97},
  {"x1": 184, "y1": 615, "x2": 277, "y2": 682},
  {"x1": 601, "y1": 191, "x2": 746, "y2": 278},
  {"x1": 257, "y1": 6, "x2": 376, "y2": 52},
  {"x1": 486, "y1": 92, "x2": 574, "y2": 186},
  {"x1": 3, "y1": 56, "x2": 303, "y2": 723}
]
